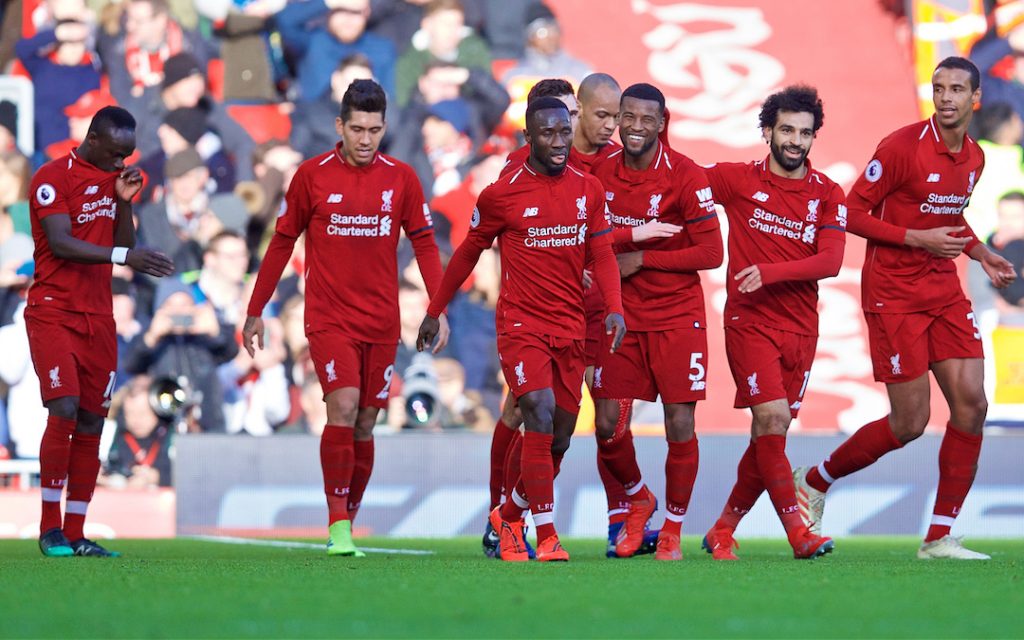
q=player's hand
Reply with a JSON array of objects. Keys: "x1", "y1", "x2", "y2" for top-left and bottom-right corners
[
  {"x1": 416, "y1": 314, "x2": 440, "y2": 352},
  {"x1": 430, "y1": 313, "x2": 451, "y2": 354},
  {"x1": 582, "y1": 268, "x2": 593, "y2": 289},
  {"x1": 605, "y1": 312, "x2": 626, "y2": 353},
  {"x1": 115, "y1": 167, "x2": 144, "y2": 203},
  {"x1": 617, "y1": 251, "x2": 643, "y2": 278},
  {"x1": 905, "y1": 226, "x2": 970, "y2": 259},
  {"x1": 981, "y1": 250, "x2": 1017, "y2": 289},
  {"x1": 242, "y1": 315, "x2": 265, "y2": 358},
  {"x1": 632, "y1": 220, "x2": 682, "y2": 242},
  {"x1": 735, "y1": 264, "x2": 763, "y2": 293},
  {"x1": 126, "y1": 247, "x2": 174, "y2": 277}
]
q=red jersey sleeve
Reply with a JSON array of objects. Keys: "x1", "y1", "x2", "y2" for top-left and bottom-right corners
[
  {"x1": 759, "y1": 183, "x2": 846, "y2": 285},
  {"x1": 275, "y1": 167, "x2": 315, "y2": 239},
  {"x1": 399, "y1": 168, "x2": 444, "y2": 298},
  {"x1": 583, "y1": 178, "x2": 624, "y2": 316},
  {"x1": 704, "y1": 163, "x2": 736, "y2": 205},
  {"x1": 846, "y1": 135, "x2": 911, "y2": 246},
  {"x1": 425, "y1": 185, "x2": 506, "y2": 317},
  {"x1": 643, "y1": 165, "x2": 723, "y2": 272},
  {"x1": 30, "y1": 166, "x2": 69, "y2": 219}
]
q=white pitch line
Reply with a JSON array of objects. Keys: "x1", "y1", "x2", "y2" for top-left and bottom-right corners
[{"x1": 184, "y1": 534, "x2": 435, "y2": 555}]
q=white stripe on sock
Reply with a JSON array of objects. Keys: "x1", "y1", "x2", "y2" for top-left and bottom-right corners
[
  {"x1": 65, "y1": 500, "x2": 89, "y2": 515},
  {"x1": 511, "y1": 489, "x2": 529, "y2": 509},
  {"x1": 41, "y1": 488, "x2": 63, "y2": 502},
  {"x1": 665, "y1": 512, "x2": 685, "y2": 523},
  {"x1": 532, "y1": 511, "x2": 554, "y2": 526},
  {"x1": 624, "y1": 481, "x2": 645, "y2": 496},
  {"x1": 930, "y1": 514, "x2": 956, "y2": 527},
  {"x1": 607, "y1": 508, "x2": 628, "y2": 517},
  {"x1": 817, "y1": 461, "x2": 835, "y2": 485}
]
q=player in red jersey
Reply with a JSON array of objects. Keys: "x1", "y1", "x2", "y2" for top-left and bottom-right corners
[
  {"x1": 29, "y1": 106, "x2": 175, "y2": 557},
  {"x1": 793, "y1": 58, "x2": 1016, "y2": 560},
  {"x1": 700, "y1": 86, "x2": 844, "y2": 561},
  {"x1": 242, "y1": 80, "x2": 447, "y2": 557},
  {"x1": 589, "y1": 83, "x2": 723, "y2": 561},
  {"x1": 418, "y1": 96, "x2": 626, "y2": 562}
]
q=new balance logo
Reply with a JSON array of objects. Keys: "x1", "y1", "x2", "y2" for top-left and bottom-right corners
[
  {"x1": 605, "y1": 191, "x2": 615, "y2": 202},
  {"x1": 515, "y1": 361, "x2": 526, "y2": 386},
  {"x1": 326, "y1": 359, "x2": 337, "y2": 383},
  {"x1": 690, "y1": 380, "x2": 706, "y2": 391},
  {"x1": 695, "y1": 187, "x2": 715, "y2": 213},
  {"x1": 747, "y1": 372, "x2": 760, "y2": 396},
  {"x1": 926, "y1": 173, "x2": 940, "y2": 183},
  {"x1": 522, "y1": 207, "x2": 539, "y2": 218},
  {"x1": 49, "y1": 366, "x2": 61, "y2": 389},
  {"x1": 752, "y1": 191, "x2": 769, "y2": 202},
  {"x1": 327, "y1": 193, "x2": 343, "y2": 204},
  {"x1": 890, "y1": 353, "x2": 901, "y2": 376},
  {"x1": 84, "y1": 185, "x2": 99, "y2": 195}
]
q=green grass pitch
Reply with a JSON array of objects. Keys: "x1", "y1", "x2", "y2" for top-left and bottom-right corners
[{"x1": 1, "y1": 537, "x2": 1021, "y2": 638}]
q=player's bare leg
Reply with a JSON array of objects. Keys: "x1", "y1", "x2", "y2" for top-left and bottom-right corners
[
  {"x1": 656, "y1": 402, "x2": 698, "y2": 561},
  {"x1": 752, "y1": 400, "x2": 832, "y2": 559},
  {"x1": 919, "y1": 358, "x2": 989, "y2": 559},
  {"x1": 38, "y1": 397, "x2": 79, "y2": 557},
  {"x1": 323, "y1": 386, "x2": 365, "y2": 557}
]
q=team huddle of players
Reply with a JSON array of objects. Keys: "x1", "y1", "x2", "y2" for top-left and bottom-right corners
[{"x1": 27, "y1": 54, "x2": 1015, "y2": 561}]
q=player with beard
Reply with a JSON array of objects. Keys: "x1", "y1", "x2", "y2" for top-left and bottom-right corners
[
  {"x1": 701, "y1": 85, "x2": 844, "y2": 560},
  {"x1": 793, "y1": 58, "x2": 1015, "y2": 560},
  {"x1": 419, "y1": 97, "x2": 626, "y2": 561},
  {"x1": 588, "y1": 83, "x2": 723, "y2": 560}
]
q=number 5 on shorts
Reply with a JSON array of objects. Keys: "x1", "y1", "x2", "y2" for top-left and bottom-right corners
[{"x1": 689, "y1": 353, "x2": 706, "y2": 391}]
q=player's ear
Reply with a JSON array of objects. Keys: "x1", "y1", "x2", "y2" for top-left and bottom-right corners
[
  {"x1": 335, "y1": 117, "x2": 345, "y2": 137},
  {"x1": 522, "y1": 127, "x2": 532, "y2": 145},
  {"x1": 761, "y1": 126, "x2": 772, "y2": 144}
]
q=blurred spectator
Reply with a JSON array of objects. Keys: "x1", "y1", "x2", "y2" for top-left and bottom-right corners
[
  {"x1": 420, "y1": 98, "x2": 474, "y2": 196},
  {"x1": 394, "y1": 0, "x2": 491, "y2": 107},
  {"x1": 368, "y1": 0, "x2": 484, "y2": 55},
  {"x1": 434, "y1": 356, "x2": 491, "y2": 429},
  {"x1": 134, "y1": 52, "x2": 257, "y2": 181},
  {"x1": 0, "y1": 101, "x2": 18, "y2": 153},
  {"x1": 965, "y1": 102, "x2": 1024, "y2": 243},
  {"x1": 248, "y1": 140, "x2": 303, "y2": 247},
  {"x1": 429, "y1": 147, "x2": 504, "y2": 249},
  {"x1": 220, "y1": 315, "x2": 291, "y2": 435},
  {"x1": 501, "y1": 3, "x2": 590, "y2": 87},
  {"x1": 0, "y1": 0, "x2": 21, "y2": 70},
  {"x1": 123, "y1": 278, "x2": 239, "y2": 432},
  {"x1": 990, "y1": 191, "x2": 1024, "y2": 324},
  {"x1": 137, "y1": 105, "x2": 238, "y2": 201},
  {"x1": 15, "y1": 0, "x2": 102, "y2": 152},
  {"x1": 297, "y1": 373, "x2": 327, "y2": 434},
  {"x1": 0, "y1": 302, "x2": 48, "y2": 458},
  {"x1": 43, "y1": 87, "x2": 117, "y2": 160},
  {"x1": 289, "y1": 53, "x2": 374, "y2": 159},
  {"x1": 445, "y1": 246, "x2": 500, "y2": 411},
  {"x1": 102, "y1": 375, "x2": 172, "y2": 487},
  {"x1": 112, "y1": 276, "x2": 144, "y2": 392},
  {"x1": 0, "y1": 150, "x2": 32, "y2": 325},
  {"x1": 477, "y1": 0, "x2": 541, "y2": 60},
  {"x1": 194, "y1": 229, "x2": 251, "y2": 325},
  {"x1": 97, "y1": 0, "x2": 214, "y2": 105},
  {"x1": 276, "y1": 0, "x2": 397, "y2": 102},
  {"x1": 195, "y1": 0, "x2": 286, "y2": 102}
]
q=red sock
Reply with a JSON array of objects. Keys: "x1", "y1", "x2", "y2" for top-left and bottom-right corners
[
  {"x1": 320, "y1": 425, "x2": 355, "y2": 525},
  {"x1": 663, "y1": 436, "x2": 699, "y2": 536},
  {"x1": 926, "y1": 423, "x2": 983, "y2": 542},
  {"x1": 597, "y1": 423, "x2": 643, "y2": 492},
  {"x1": 715, "y1": 440, "x2": 763, "y2": 532},
  {"x1": 754, "y1": 434, "x2": 805, "y2": 541},
  {"x1": 521, "y1": 431, "x2": 556, "y2": 542},
  {"x1": 552, "y1": 451, "x2": 564, "y2": 478},
  {"x1": 807, "y1": 416, "x2": 902, "y2": 492},
  {"x1": 499, "y1": 433, "x2": 526, "y2": 521},
  {"x1": 488, "y1": 419, "x2": 517, "y2": 510},
  {"x1": 38, "y1": 415, "x2": 77, "y2": 534},
  {"x1": 597, "y1": 455, "x2": 629, "y2": 522},
  {"x1": 347, "y1": 438, "x2": 375, "y2": 521},
  {"x1": 63, "y1": 432, "x2": 102, "y2": 541}
]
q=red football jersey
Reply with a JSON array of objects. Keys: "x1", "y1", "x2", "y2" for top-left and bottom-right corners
[
  {"x1": 427, "y1": 162, "x2": 621, "y2": 338},
  {"x1": 590, "y1": 143, "x2": 720, "y2": 331},
  {"x1": 260, "y1": 145, "x2": 441, "y2": 343},
  {"x1": 848, "y1": 116, "x2": 984, "y2": 313},
  {"x1": 501, "y1": 142, "x2": 621, "y2": 178},
  {"x1": 28, "y1": 150, "x2": 119, "y2": 315},
  {"x1": 707, "y1": 158, "x2": 847, "y2": 336}
]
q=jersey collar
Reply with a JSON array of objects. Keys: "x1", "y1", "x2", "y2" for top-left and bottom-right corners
[
  {"x1": 759, "y1": 154, "x2": 816, "y2": 191},
  {"x1": 926, "y1": 115, "x2": 974, "y2": 164}
]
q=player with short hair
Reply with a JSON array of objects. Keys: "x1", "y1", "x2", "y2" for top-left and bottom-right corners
[
  {"x1": 793, "y1": 57, "x2": 1015, "y2": 560},
  {"x1": 29, "y1": 105, "x2": 175, "y2": 557},
  {"x1": 702, "y1": 85, "x2": 845, "y2": 561},
  {"x1": 243, "y1": 79, "x2": 448, "y2": 557},
  {"x1": 419, "y1": 96, "x2": 626, "y2": 562},
  {"x1": 588, "y1": 82, "x2": 723, "y2": 561}
]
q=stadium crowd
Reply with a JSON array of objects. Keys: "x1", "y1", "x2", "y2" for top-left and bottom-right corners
[{"x1": 0, "y1": 0, "x2": 1022, "y2": 497}]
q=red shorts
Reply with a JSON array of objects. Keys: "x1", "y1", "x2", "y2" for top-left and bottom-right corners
[
  {"x1": 725, "y1": 324, "x2": 816, "y2": 417},
  {"x1": 307, "y1": 332, "x2": 397, "y2": 409},
  {"x1": 25, "y1": 305, "x2": 118, "y2": 416},
  {"x1": 593, "y1": 326, "x2": 708, "y2": 404},
  {"x1": 497, "y1": 332, "x2": 586, "y2": 413},
  {"x1": 865, "y1": 299, "x2": 984, "y2": 384}
]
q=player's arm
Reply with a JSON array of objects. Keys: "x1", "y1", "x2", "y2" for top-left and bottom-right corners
[
  {"x1": 611, "y1": 220, "x2": 683, "y2": 246},
  {"x1": 638, "y1": 178, "x2": 723, "y2": 274},
  {"x1": 401, "y1": 175, "x2": 449, "y2": 353},
  {"x1": 243, "y1": 169, "x2": 313, "y2": 356},
  {"x1": 113, "y1": 167, "x2": 145, "y2": 248},
  {"x1": 584, "y1": 187, "x2": 626, "y2": 351},
  {"x1": 40, "y1": 213, "x2": 174, "y2": 276},
  {"x1": 967, "y1": 241, "x2": 1017, "y2": 289},
  {"x1": 418, "y1": 193, "x2": 503, "y2": 351}
]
